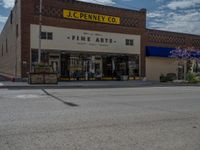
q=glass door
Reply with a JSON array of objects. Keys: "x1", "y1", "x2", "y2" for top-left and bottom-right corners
[
  {"x1": 49, "y1": 54, "x2": 60, "y2": 76},
  {"x1": 178, "y1": 64, "x2": 184, "y2": 80}
]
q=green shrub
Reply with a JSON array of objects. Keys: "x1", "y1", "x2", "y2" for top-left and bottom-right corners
[
  {"x1": 166, "y1": 73, "x2": 177, "y2": 81},
  {"x1": 160, "y1": 74, "x2": 167, "y2": 82},
  {"x1": 186, "y1": 72, "x2": 199, "y2": 83},
  {"x1": 160, "y1": 73, "x2": 177, "y2": 82},
  {"x1": 35, "y1": 63, "x2": 46, "y2": 68},
  {"x1": 34, "y1": 63, "x2": 53, "y2": 73}
]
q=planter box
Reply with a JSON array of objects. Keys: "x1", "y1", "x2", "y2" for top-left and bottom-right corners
[
  {"x1": 45, "y1": 74, "x2": 58, "y2": 84},
  {"x1": 120, "y1": 75, "x2": 128, "y2": 81},
  {"x1": 29, "y1": 73, "x2": 58, "y2": 84},
  {"x1": 34, "y1": 67, "x2": 53, "y2": 73}
]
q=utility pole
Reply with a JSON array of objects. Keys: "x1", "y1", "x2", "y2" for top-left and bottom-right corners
[{"x1": 38, "y1": 0, "x2": 42, "y2": 64}]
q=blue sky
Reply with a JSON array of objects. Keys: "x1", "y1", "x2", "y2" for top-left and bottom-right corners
[{"x1": 0, "y1": 0, "x2": 200, "y2": 35}]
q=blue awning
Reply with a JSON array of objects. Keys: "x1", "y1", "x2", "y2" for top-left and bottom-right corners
[
  {"x1": 146, "y1": 46, "x2": 174, "y2": 58},
  {"x1": 191, "y1": 51, "x2": 200, "y2": 58},
  {"x1": 146, "y1": 46, "x2": 200, "y2": 58}
]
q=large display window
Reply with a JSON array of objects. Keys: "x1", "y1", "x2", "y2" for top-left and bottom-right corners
[{"x1": 31, "y1": 50, "x2": 139, "y2": 80}]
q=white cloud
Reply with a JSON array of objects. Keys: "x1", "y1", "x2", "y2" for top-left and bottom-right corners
[
  {"x1": 148, "y1": 12, "x2": 163, "y2": 18},
  {"x1": 78, "y1": 0, "x2": 115, "y2": 5},
  {"x1": 1, "y1": 0, "x2": 15, "y2": 8},
  {"x1": 148, "y1": 0, "x2": 200, "y2": 34},
  {"x1": 148, "y1": 9, "x2": 200, "y2": 35},
  {"x1": 0, "y1": 15, "x2": 7, "y2": 23},
  {"x1": 1, "y1": 0, "x2": 115, "y2": 8},
  {"x1": 0, "y1": 15, "x2": 7, "y2": 33},
  {"x1": 166, "y1": 0, "x2": 200, "y2": 10}
]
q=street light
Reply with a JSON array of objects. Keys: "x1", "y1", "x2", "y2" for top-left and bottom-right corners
[{"x1": 38, "y1": 0, "x2": 42, "y2": 64}]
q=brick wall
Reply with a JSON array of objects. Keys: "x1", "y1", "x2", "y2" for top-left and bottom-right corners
[
  {"x1": 5, "y1": 0, "x2": 200, "y2": 78},
  {"x1": 21, "y1": 0, "x2": 147, "y2": 77},
  {"x1": 147, "y1": 29, "x2": 200, "y2": 49}
]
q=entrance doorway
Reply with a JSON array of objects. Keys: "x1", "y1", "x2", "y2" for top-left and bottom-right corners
[
  {"x1": 178, "y1": 64, "x2": 185, "y2": 80},
  {"x1": 49, "y1": 54, "x2": 60, "y2": 76}
]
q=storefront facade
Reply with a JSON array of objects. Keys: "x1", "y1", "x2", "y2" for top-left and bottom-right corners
[
  {"x1": 30, "y1": 25, "x2": 141, "y2": 80},
  {"x1": 146, "y1": 30, "x2": 200, "y2": 81},
  {"x1": 0, "y1": 0, "x2": 200, "y2": 81},
  {"x1": 23, "y1": 0, "x2": 146, "y2": 80}
]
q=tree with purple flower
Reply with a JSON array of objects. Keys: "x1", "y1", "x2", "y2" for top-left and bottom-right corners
[{"x1": 170, "y1": 47, "x2": 200, "y2": 81}]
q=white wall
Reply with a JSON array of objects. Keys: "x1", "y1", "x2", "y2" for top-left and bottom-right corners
[
  {"x1": 0, "y1": 0, "x2": 21, "y2": 78},
  {"x1": 146, "y1": 57, "x2": 178, "y2": 81},
  {"x1": 30, "y1": 24, "x2": 141, "y2": 54}
]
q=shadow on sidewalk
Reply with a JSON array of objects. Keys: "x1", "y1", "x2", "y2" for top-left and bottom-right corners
[{"x1": 42, "y1": 89, "x2": 79, "y2": 107}]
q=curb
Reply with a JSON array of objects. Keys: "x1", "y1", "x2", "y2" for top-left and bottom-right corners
[
  {"x1": 1, "y1": 83, "x2": 200, "y2": 89},
  {"x1": 1, "y1": 81, "x2": 200, "y2": 90},
  {"x1": 0, "y1": 84, "x2": 155, "y2": 89}
]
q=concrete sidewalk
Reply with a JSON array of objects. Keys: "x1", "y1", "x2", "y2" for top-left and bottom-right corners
[
  {"x1": 0, "y1": 80, "x2": 154, "y2": 89},
  {"x1": 1, "y1": 80, "x2": 200, "y2": 89}
]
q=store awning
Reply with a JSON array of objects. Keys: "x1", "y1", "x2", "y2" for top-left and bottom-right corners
[
  {"x1": 146, "y1": 46, "x2": 174, "y2": 58},
  {"x1": 146, "y1": 46, "x2": 200, "y2": 58},
  {"x1": 190, "y1": 51, "x2": 200, "y2": 58}
]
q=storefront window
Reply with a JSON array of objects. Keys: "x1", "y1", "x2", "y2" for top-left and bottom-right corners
[{"x1": 32, "y1": 51, "x2": 139, "y2": 80}]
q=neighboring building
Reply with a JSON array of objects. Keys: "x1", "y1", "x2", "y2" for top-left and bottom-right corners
[
  {"x1": 0, "y1": 0, "x2": 21, "y2": 79},
  {"x1": 146, "y1": 29, "x2": 200, "y2": 81},
  {"x1": 0, "y1": 0, "x2": 200, "y2": 81}
]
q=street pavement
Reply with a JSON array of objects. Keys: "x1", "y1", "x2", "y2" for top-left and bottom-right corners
[{"x1": 0, "y1": 87, "x2": 200, "y2": 150}]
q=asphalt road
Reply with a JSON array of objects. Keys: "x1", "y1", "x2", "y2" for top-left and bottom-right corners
[{"x1": 0, "y1": 87, "x2": 200, "y2": 150}]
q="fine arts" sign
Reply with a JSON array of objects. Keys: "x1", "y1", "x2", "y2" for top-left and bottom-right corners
[{"x1": 63, "y1": 9, "x2": 120, "y2": 25}]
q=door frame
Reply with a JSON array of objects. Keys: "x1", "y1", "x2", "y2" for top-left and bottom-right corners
[{"x1": 49, "y1": 53, "x2": 61, "y2": 76}]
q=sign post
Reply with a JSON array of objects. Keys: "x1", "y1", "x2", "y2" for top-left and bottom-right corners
[{"x1": 38, "y1": 0, "x2": 42, "y2": 64}]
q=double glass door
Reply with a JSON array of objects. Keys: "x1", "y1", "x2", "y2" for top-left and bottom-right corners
[{"x1": 49, "y1": 54, "x2": 60, "y2": 75}]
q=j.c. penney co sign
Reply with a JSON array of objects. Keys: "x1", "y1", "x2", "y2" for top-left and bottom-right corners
[{"x1": 63, "y1": 9, "x2": 121, "y2": 25}]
